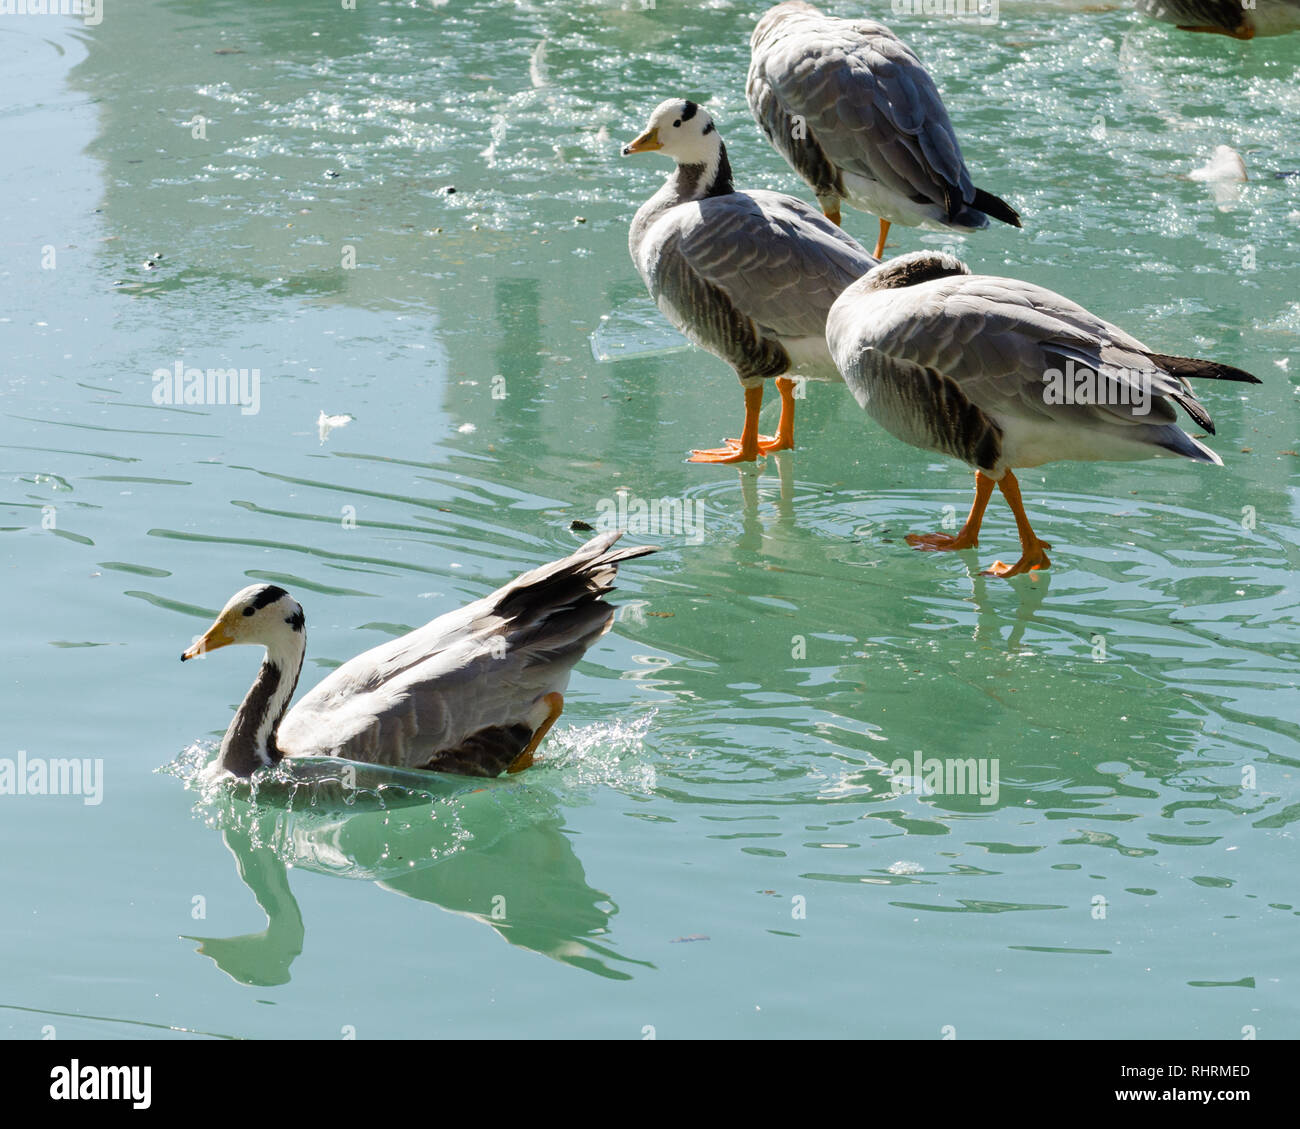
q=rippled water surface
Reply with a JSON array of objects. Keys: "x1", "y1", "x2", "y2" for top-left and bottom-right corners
[{"x1": 2, "y1": 1, "x2": 1297, "y2": 1038}]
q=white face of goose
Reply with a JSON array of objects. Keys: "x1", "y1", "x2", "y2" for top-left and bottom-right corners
[
  {"x1": 622, "y1": 99, "x2": 720, "y2": 166},
  {"x1": 181, "y1": 584, "x2": 305, "y2": 661}
]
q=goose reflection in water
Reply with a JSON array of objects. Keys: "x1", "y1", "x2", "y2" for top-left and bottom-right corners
[{"x1": 182, "y1": 760, "x2": 652, "y2": 985}]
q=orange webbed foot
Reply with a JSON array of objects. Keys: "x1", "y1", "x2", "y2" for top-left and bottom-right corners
[
  {"x1": 983, "y1": 542, "x2": 1052, "y2": 578},
  {"x1": 906, "y1": 530, "x2": 979, "y2": 552},
  {"x1": 720, "y1": 433, "x2": 793, "y2": 454},
  {"x1": 688, "y1": 442, "x2": 761, "y2": 464}
]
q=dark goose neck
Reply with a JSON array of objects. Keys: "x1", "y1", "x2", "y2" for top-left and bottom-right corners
[
  {"x1": 630, "y1": 140, "x2": 735, "y2": 255},
  {"x1": 219, "y1": 638, "x2": 305, "y2": 777},
  {"x1": 675, "y1": 140, "x2": 734, "y2": 202}
]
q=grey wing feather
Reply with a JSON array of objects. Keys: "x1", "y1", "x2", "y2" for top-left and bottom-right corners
[
  {"x1": 861, "y1": 276, "x2": 1204, "y2": 433},
  {"x1": 652, "y1": 190, "x2": 876, "y2": 346},
  {"x1": 747, "y1": 69, "x2": 843, "y2": 201},
  {"x1": 854, "y1": 350, "x2": 1005, "y2": 470}
]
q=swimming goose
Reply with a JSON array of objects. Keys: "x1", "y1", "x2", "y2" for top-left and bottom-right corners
[
  {"x1": 1133, "y1": 0, "x2": 1300, "y2": 38},
  {"x1": 181, "y1": 532, "x2": 655, "y2": 777},
  {"x1": 623, "y1": 97, "x2": 877, "y2": 464},
  {"x1": 747, "y1": 1, "x2": 1021, "y2": 260},
  {"x1": 826, "y1": 252, "x2": 1261, "y2": 577}
]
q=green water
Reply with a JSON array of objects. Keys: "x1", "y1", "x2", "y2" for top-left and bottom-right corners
[{"x1": 1, "y1": 0, "x2": 1297, "y2": 1039}]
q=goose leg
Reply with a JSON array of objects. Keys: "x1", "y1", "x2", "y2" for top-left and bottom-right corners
[
  {"x1": 507, "y1": 691, "x2": 564, "y2": 774},
  {"x1": 873, "y1": 218, "x2": 891, "y2": 260},
  {"x1": 760, "y1": 376, "x2": 797, "y2": 453},
  {"x1": 689, "y1": 385, "x2": 766, "y2": 463},
  {"x1": 907, "y1": 470, "x2": 994, "y2": 551},
  {"x1": 722, "y1": 376, "x2": 797, "y2": 454},
  {"x1": 824, "y1": 203, "x2": 842, "y2": 226},
  {"x1": 984, "y1": 470, "x2": 1052, "y2": 578}
]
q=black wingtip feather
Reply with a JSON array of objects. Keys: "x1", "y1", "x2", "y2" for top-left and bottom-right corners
[
  {"x1": 1170, "y1": 391, "x2": 1216, "y2": 435},
  {"x1": 493, "y1": 532, "x2": 656, "y2": 621},
  {"x1": 1145, "y1": 352, "x2": 1262, "y2": 385},
  {"x1": 972, "y1": 187, "x2": 1022, "y2": 229}
]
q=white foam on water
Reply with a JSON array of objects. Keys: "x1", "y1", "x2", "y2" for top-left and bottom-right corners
[
  {"x1": 888, "y1": 860, "x2": 926, "y2": 876},
  {"x1": 539, "y1": 710, "x2": 658, "y2": 793}
]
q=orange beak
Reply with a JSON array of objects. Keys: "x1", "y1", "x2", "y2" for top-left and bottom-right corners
[
  {"x1": 622, "y1": 127, "x2": 662, "y2": 156},
  {"x1": 181, "y1": 617, "x2": 237, "y2": 661}
]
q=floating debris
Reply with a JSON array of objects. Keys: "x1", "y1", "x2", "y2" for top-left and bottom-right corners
[
  {"x1": 887, "y1": 860, "x2": 925, "y2": 876},
  {"x1": 529, "y1": 40, "x2": 549, "y2": 88},
  {"x1": 317, "y1": 410, "x2": 354, "y2": 443},
  {"x1": 1190, "y1": 145, "x2": 1247, "y2": 183},
  {"x1": 1189, "y1": 145, "x2": 1247, "y2": 209}
]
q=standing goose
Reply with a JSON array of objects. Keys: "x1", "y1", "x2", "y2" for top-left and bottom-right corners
[
  {"x1": 747, "y1": 1, "x2": 1021, "y2": 260},
  {"x1": 1133, "y1": 0, "x2": 1300, "y2": 38},
  {"x1": 826, "y1": 252, "x2": 1261, "y2": 577},
  {"x1": 623, "y1": 97, "x2": 878, "y2": 464},
  {"x1": 181, "y1": 532, "x2": 655, "y2": 777}
]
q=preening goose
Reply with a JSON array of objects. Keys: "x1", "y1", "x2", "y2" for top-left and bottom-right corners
[
  {"x1": 181, "y1": 532, "x2": 655, "y2": 777},
  {"x1": 747, "y1": 1, "x2": 1021, "y2": 260},
  {"x1": 826, "y1": 252, "x2": 1262, "y2": 577},
  {"x1": 1133, "y1": 0, "x2": 1300, "y2": 38},
  {"x1": 623, "y1": 97, "x2": 877, "y2": 464}
]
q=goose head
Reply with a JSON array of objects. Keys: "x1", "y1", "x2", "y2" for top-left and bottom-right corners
[
  {"x1": 183, "y1": 584, "x2": 308, "y2": 778},
  {"x1": 858, "y1": 251, "x2": 971, "y2": 292},
  {"x1": 182, "y1": 584, "x2": 305, "y2": 663},
  {"x1": 623, "y1": 98, "x2": 721, "y2": 166}
]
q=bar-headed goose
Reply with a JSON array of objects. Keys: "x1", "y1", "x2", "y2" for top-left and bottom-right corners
[
  {"x1": 181, "y1": 532, "x2": 655, "y2": 777},
  {"x1": 747, "y1": 2, "x2": 1021, "y2": 259},
  {"x1": 623, "y1": 97, "x2": 877, "y2": 464},
  {"x1": 826, "y1": 252, "x2": 1261, "y2": 577}
]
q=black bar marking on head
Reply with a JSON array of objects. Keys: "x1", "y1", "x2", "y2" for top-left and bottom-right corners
[
  {"x1": 702, "y1": 119, "x2": 715, "y2": 135},
  {"x1": 251, "y1": 585, "x2": 289, "y2": 611},
  {"x1": 680, "y1": 100, "x2": 698, "y2": 122}
]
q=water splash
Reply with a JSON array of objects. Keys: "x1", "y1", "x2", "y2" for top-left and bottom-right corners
[
  {"x1": 162, "y1": 741, "x2": 469, "y2": 812},
  {"x1": 158, "y1": 713, "x2": 657, "y2": 869},
  {"x1": 539, "y1": 710, "x2": 658, "y2": 794}
]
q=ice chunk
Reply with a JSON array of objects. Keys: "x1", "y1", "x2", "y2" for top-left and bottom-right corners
[{"x1": 590, "y1": 298, "x2": 691, "y2": 362}]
